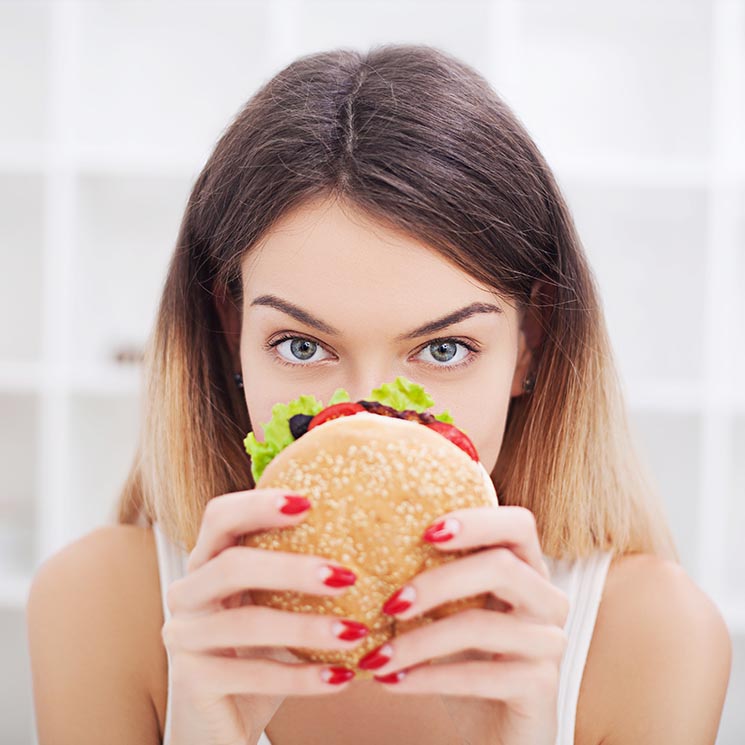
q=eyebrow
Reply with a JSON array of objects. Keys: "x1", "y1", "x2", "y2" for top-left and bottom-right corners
[{"x1": 249, "y1": 294, "x2": 503, "y2": 341}]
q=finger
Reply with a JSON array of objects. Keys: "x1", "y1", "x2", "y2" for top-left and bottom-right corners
[
  {"x1": 167, "y1": 544, "x2": 353, "y2": 616},
  {"x1": 162, "y1": 604, "x2": 369, "y2": 655},
  {"x1": 385, "y1": 547, "x2": 569, "y2": 626},
  {"x1": 423, "y1": 506, "x2": 549, "y2": 581},
  {"x1": 187, "y1": 488, "x2": 312, "y2": 572},
  {"x1": 366, "y1": 609, "x2": 567, "y2": 678},
  {"x1": 171, "y1": 650, "x2": 357, "y2": 697},
  {"x1": 373, "y1": 657, "x2": 559, "y2": 705}
]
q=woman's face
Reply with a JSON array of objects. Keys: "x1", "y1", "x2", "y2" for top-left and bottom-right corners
[{"x1": 226, "y1": 194, "x2": 536, "y2": 476}]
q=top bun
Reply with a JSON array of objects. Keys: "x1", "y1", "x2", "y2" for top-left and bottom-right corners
[{"x1": 239, "y1": 411, "x2": 499, "y2": 679}]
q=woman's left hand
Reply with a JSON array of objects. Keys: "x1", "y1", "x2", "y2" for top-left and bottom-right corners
[{"x1": 358, "y1": 505, "x2": 571, "y2": 745}]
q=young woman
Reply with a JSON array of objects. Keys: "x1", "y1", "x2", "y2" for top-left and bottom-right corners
[{"x1": 27, "y1": 44, "x2": 731, "y2": 745}]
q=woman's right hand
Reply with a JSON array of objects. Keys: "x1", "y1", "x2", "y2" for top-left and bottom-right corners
[{"x1": 161, "y1": 488, "x2": 369, "y2": 745}]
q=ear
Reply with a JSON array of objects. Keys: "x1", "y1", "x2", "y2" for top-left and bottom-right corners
[
  {"x1": 510, "y1": 280, "x2": 552, "y2": 398},
  {"x1": 213, "y1": 290, "x2": 242, "y2": 369}
]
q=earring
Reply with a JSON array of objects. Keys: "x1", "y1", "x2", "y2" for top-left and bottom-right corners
[
  {"x1": 523, "y1": 372, "x2": 536, "y2": 393},
  {"x1": 234, "y1": 372, "x2": 244, "y2": 389}
]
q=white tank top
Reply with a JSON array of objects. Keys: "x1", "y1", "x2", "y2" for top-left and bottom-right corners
[{"x1": 153, "y1": 520, "x2": 613, "y2": 745}]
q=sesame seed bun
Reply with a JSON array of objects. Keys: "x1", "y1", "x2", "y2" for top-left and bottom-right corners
[{"x1": 239, "y1": 411, "x2": 499, "y2": 679}]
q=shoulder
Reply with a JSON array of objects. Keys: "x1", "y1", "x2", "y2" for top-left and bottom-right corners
[
  {"x1": 28, "y1": 524, "x2": 162, "y2": 628},
  {"x1": 27, "y1": 524, "x2": 167, "y2": 744},
  {"x1": 27, "y1": 523, "x2": 156, "y2": 619},
  {"x1": 585, "y1": 552, "x2": 732, "y2": 745}
]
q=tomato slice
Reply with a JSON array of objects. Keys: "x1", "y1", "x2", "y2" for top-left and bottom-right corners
[
  {"x1": 307, "y1": 403, "x2": 479, "y2": 462},
  {"x1": 425, "y1": 421, "x2": 479, "y2": 461},
  {"x1": 307, "y1": 402, "x2": 366, "y2": 431}
]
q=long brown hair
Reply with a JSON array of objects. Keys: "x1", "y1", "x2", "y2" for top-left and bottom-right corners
[{"x1": 116, "y1": 43, "x2": 678, "y2": 563}]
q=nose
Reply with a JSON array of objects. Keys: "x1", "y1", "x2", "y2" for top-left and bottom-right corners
[{"x1": 342, "y1": 372, "x2": 408, "y2": 403}]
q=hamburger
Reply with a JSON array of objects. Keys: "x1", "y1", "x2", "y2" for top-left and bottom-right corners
[{"x1": 241, "y1": 376, "x2": 499, "y2": 679}]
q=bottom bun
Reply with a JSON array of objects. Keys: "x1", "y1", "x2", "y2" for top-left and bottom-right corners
[{"x1": 240, "y1": 412, "x2": 499, "y2": 679}]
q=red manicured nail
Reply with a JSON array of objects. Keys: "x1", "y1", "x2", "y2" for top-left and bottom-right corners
[
  {"x1": 320, "y1": 666, "x2": 355, "y2": 685},
  {"x1": 319, "y1": 564, "x2": 357, "y2": 587},
  {"x1": 278, "y1": 494, "x2": 311, "y2": 514},
  {"x1": 374, "y1": 669, "x2": 408, "y2": 684},
  {"x1": 333, "y1": 619, "x2": 369, "y2": 641},
  {"x1": 382, "y1": 585, "x2": 416, "y2": 615},
  {"x1": 357, "y1": 643, "x2": 393, "y2": 670},
  {"x1": 422, "y1": 517, "x2": 460, "y2": 542}
]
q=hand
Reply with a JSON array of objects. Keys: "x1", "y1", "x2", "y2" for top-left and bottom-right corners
[
  {"x1": 357, "y1": 505, "x2": 570, "y2": 745},
  {"x1": 161, "y1": 488, "x2": 367, "y2": 745}
]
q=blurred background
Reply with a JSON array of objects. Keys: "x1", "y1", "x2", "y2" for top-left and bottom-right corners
[{"x1": 0, "y1": 0, "x2": 743, "y2": 742}]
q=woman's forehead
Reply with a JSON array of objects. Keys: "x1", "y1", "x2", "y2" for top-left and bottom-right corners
[{"x1": 242, "y1": 200, "x2": 497, "y2": 303}]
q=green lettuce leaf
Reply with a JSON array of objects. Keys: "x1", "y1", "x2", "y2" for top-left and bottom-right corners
[
  {"x1": 433, "y1": 409, "x2": 455, "y2": 424},
  {"x1": 244, "y1": 376, "x2": 455, "y2": 482},
  {"x1": 244, "y1": 394, "x2": 325, "y2": 483},
  {"x1": 369, "y1": 377, "x2": 454, "y2": 423},
  {"x1": 327, "y1": 388, "x2": 352, "y2": 405}
]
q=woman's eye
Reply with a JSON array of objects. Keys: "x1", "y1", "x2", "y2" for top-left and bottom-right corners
[
  {"x1": 269, "y1": 335, "x2": 334, "y2": 366},
  {"x1": 413, "y1": 339, "x2": 476, "y2": 369}
]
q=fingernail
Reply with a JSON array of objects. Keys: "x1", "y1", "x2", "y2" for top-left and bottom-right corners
[
  {"x1": 422, "y1": 517, "x2": 460, "y2": 542},
  {"x1": 332, "y1": 619, "x2": 369, "y2": 641},
  {"x1": 319, "y1": 564, "x2": 357, "y2": 587},
  {"x1": 320, "y1": 666, "x2": 355, "y2": 685},
  {"x1": 374, "y1": 669, "x2": 408, "y2": 684},
  {"x1": 382, "y1": 585, "x2": 416, "y2": 615},
  {"x1": 358, "y1": 643, "x2": 393, "y2": 670},
  {"x1": 277, "y1": 494, "x2": 311, "y2": 514}
]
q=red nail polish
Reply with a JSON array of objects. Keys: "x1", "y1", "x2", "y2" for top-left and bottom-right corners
[
  {"x1": 382, "y1": 585, "x2": 415, "y2": 615},
  {"x1": 358, "y1": 643, "x2": 393, "y2": 670},
  {"x1": 279, "y1": 495, "x2": 311, "y2": 514},
  {"x1": 319, "y1": 564, "x2": 357, "y2": 587},
  {"x1": 333, "y1": 619, "x2": 369, "y2": 641},
  {"x1": 321, "y1": 666, "x2": 355, "y2": 685},
  {"x1": 374, "y1": 669, "x2": 407, "y2": 684},
  {"x1": 422, "y1": 518, "x2": 457, "y2": 542}
]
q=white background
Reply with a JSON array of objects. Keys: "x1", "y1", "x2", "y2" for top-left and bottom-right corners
[{"x1": 0, "y1": 0, "x2": 743, "y2": 742}]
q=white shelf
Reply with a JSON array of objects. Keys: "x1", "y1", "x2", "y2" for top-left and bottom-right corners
[
  {"x1": 0, "y1": 362, "x2": 45, "y2": 394},
  {"x1": 0, "y1": 143, "x2": 208, "y2": 176},
  {"x1": 0, "y1": 361, "x2": 141, "y2": 394},
  {"x1": 626, "y1": 382, "x2": 745, "y2": 413},
  {"x1": 66, "y1": 363, "x2": 143, "y2": 395},
  {"x1": 0, "y1": 573, "x2": 33, "y2": 610},
  {"x1": 721, "y1": 600, "x2": 745, "y2": 637}
]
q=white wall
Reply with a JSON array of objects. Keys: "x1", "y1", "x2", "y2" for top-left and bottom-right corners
[{"x1": 0, "y1": 0, "x2": 742, "y2": 742}]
